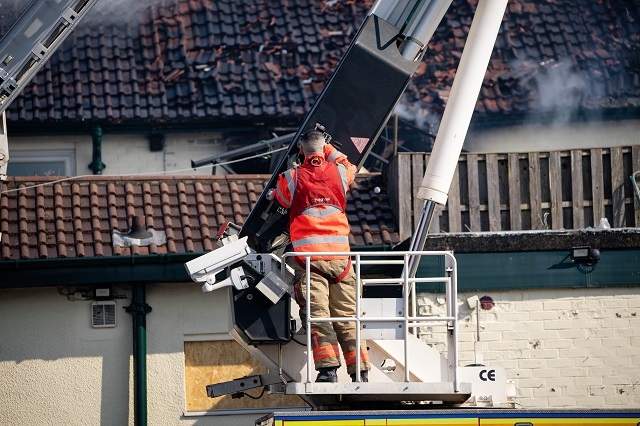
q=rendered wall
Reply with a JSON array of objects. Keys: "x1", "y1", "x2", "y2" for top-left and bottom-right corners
[
  {"x1": 1, "y1": 283, "x2": 638, "y2": 426},
  {"x1": 0, "y1": 286, "x2": 134, "y2": 425},
  {"x1": 7, "y1": 131, "x2": 226, "y2": 177},
  {"x1": 465, "y1": 119, "x2": 640, "y2": 153},
  {"x1": 144, "y1": 283, "x2": 305, "y2": 425},
  {"x1": 0, "y1": 282, "x2": 296, "y2": 426}
]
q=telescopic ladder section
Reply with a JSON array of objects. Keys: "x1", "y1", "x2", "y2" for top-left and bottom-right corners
[
  {"x1": 0, "y1": 113, "x2": 6, "y2": 243},
  {"x1": 0, "y1": 0, "x2": 100, "y2": 115},
  {"x1": 0, "y1": 113, "x2": 7, "y2": 181}
]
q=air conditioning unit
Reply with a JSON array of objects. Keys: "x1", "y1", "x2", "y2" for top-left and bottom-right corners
[{"x1": 91, "y1": 301, "x2": 117, "y2": 328}]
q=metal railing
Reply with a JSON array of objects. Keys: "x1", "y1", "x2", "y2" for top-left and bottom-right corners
[{"x1": 284, "y1": 250, "x2": 460, "y2": 390}]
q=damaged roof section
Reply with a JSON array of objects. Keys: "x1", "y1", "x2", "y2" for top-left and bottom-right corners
[
  {"x1": 407, "y1": 0, "x2": 640, "y2": 121},
  {"x1": 6, "y1": 0, "x2": 371, "y2": 126},
  {"x1": 0, "y1": 174, "x2": 399, "y2": 261},
  {"x1": 4, "y1": 0, "x2": 638, "y2": 128}
]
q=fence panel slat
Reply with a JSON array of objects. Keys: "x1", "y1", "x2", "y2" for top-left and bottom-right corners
[
  {"x1": 610, "y1": 146, "x2": 625, "y2": 227},
  {"x1": 447, "y1": 166, "x2": 461, "y2": 232},
  {"x1": 467, "y1": 154, "x2": 481, "y2": 232},
  {"x1": 549, "y1": 151, "x2": 563, "y2": 229},
  {"x1": 508, "y1": 153, "x2": 521, "y2": 230},
  {"x1": 590, "y1": 148, "x2": 604, "y2": 225},
  {"x1": 528, "y1": 152, "x2": 543, "y2": 229},
  {"x1": 411, "y1": 154, "x2": 425, "y2": 233},
  {"x1": 633, "y1": 145, "x2": 640, "y2": 227},
  {"x1": 486, "y1": 154, "x2": 501, "y2": 231},
  {"x1": 571, "y1": 150, "x2": 584, "y2": 229},
  {"x1": 386, "y1": 155, "x2": 399, "y2": 228},
  {"x1": 416, "y1": 154, "x2": 441, "y2": 235},
  {"x1": 397, "y1": 154, "x2": 414, "y2": 241}
]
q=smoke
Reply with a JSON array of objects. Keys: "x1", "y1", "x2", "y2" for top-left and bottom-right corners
[
  {"x1": 394, "y1": 99, "x2": 441, "y2": 133},
  {"x1": 83, "y1": 0, "x2": 169, "y2": 25},
  {"x1": 391, "y1": 99, "x2": 440, "y2": 151},
  {"x1": 529, "y1": 58, "x2": 590, "y2": 126}
]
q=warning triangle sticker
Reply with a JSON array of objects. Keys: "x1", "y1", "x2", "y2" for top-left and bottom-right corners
[{"x1": 351, "y1": 137, "x2": 369, "y2": 153}]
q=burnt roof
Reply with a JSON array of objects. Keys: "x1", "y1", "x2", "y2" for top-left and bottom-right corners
[
  {"x1": 4, "y1": 0, "x2": 639, "y2": 131},
  {"x1": 0, "y1": 174, "x2": 399, "y2": 260}
]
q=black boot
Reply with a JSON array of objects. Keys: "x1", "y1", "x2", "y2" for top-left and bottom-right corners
[
  {"x1": 316, "y1": 367, "x2": 338, "y2": 383},
  {"x1": 350, "y1": 370, "x2": 368, "y2": 382}
]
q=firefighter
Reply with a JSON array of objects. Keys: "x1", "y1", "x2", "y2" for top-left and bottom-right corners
[{"x1": 273, "y1": 129, "x2": 370, "y2": 383}]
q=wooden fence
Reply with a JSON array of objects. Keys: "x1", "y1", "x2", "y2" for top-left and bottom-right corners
[{"x1": 387, "y1": 146, "x2": 640, "y2": 241}]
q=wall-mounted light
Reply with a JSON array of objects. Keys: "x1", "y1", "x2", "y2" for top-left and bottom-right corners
[
  {"x1": 570, "y1": 246, "x2": 600, "y2": 265},
  {"x1": 93, "y1": 287, "x2": 113, "y2": 301}
]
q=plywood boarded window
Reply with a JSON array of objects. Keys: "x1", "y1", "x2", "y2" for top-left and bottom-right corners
[{"x1": 184, "y1": 340, "x2": 305, "y2": 412}]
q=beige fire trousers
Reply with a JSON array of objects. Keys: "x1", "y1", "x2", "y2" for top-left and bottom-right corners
[{"x1": 293, "y1": 258, "x2": 370, "y2": 375}]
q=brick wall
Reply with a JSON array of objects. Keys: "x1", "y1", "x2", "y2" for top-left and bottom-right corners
[{"x1": 417, "y1": 287, "x2": 640, "y2": 408}]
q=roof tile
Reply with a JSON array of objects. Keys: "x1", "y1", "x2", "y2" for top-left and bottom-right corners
[
  {"x1": 1, "y1": 174, "x2": 399, "y2": 261},
  {"x1": 0, "y1": 0, "x2": 634, "y2": 129}
]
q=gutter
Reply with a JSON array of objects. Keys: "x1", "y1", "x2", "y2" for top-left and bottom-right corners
[
  {"x1": 0, "y1": 245, "x2": 396, "y2": 288},
  {"x1": 0, "y1": 253, "x2": 201, "y2": 288}
]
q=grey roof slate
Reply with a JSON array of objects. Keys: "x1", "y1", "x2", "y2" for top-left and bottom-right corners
[{"x1": 3, "y1": 0, "x2": 638, "y2": 127}]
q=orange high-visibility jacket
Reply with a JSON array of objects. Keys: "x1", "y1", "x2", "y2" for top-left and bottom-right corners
[{"x1": 274, "y1": 145, "x2": 356, "y2": 260}]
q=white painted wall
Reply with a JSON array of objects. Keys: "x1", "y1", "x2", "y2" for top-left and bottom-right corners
[
  {"x1": 0, "y1": 286, "x2": 133, "y2": 425},
  {"x1": 464, "y1": 119, "x2": 640, "y2": 153},
  {"x1": 1, "y1": 284, "x2": 638, "y2": 425},
  {"x1": 9, "y1": 118, "x2": 639, "y2": 179},
  {"x1": 0, "y1": 283, "x2": 278, "y2": 426},
  {"x1": 6, "y1": 131, "x2": 227, "y2": 177}
]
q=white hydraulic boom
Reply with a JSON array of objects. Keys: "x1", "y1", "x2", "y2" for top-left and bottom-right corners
[{"x1": 0, "y1": 0, "x2": 100, "y2": 116}]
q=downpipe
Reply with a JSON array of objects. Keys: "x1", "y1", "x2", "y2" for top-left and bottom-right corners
[{"x1": 126, "y1": 283, "x2": 152, "y2": 426}]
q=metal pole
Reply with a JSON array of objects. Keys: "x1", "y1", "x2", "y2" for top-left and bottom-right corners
[{"x1": 405, "y1": 200, "x2": 437, "y2": 279}]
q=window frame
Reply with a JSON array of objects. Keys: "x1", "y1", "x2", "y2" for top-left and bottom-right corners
[{"x1": 7, "y1": 149, "x2": 76, "y2": 176}]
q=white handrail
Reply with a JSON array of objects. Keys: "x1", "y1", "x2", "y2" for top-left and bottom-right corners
[{"x1": 283, "y1": 250, "x2": 458, "y2": 388}]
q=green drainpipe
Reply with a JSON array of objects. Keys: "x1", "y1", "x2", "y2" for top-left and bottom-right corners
[{"x1": 126, "y1": 283, "x2": 152, "y2": 426}]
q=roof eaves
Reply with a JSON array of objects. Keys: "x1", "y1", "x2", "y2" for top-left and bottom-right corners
[{"x1": 0, "y1": 252, "x2": 201, "y2": 288}]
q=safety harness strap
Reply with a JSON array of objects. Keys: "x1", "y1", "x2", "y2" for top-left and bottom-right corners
[{"x1": 296, "y1": 258, "x2": 352, "y2": 284}]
